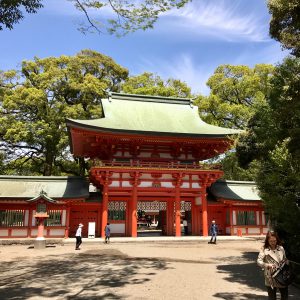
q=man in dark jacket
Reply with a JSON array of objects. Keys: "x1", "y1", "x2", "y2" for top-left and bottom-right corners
[{"x1": 208, "y1": 220, "x2": 218, "y2": 244}]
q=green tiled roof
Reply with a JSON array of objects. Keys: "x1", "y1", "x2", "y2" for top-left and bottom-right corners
[
  {"x1": 66, "y1": 92, "x2": 241, "y2": 137},
  {"x1": 210, "y1": 180, "x2": 260, "y2": 201},
  {"x1": 0, "y1": 176, "x2": 89, "y2": 199}
]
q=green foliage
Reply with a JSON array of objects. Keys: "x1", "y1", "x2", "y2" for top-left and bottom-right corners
[
  {"x1": 0, "y1": 50, "x2": 128, "y2": 176},
  {"x1": 0, "y1": 0, "x2": 191, "y2": 35},
  {"x1": 268, "y1": 0, "x2": 300, "y2": 56},
  {"x1": 121, "y1": 72, "x2": 192, "y2": 98},
  {"x1": 0, "y1": 0, "x2": 43, "y2": 30},
  {"x1": 237, "y1": 57, "x2": 300, "y2": 261},
  {"x1": 195, "y1": 64, "x2": 274, "y2": 129},
  {"x1": 221, "y1": 152, "x2": 259, "y2": 181}
]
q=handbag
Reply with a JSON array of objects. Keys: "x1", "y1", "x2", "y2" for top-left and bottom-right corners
[{"x1": 272, "y1": 263, "x2": 295, "y2": 286}]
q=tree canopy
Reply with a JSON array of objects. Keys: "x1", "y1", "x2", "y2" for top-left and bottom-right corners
[
  {"x1": 195, "y1": 64, "x2": 274, "y2": 130},
  {"x1": 0, "y1": 0, "x2": 190, "y2": 35},
  {"x1": 268, "y1": 0, "x2": 300, "y2": 56},
  {"x1": 236, "y1": 57, "x2": 300, "y2": 259},
  {"x1": 0, "y1": 50, "x2": 128, "y2": 176},
  {"x1": 121, "y1": 72, "x2": 192, "y2": 98}
]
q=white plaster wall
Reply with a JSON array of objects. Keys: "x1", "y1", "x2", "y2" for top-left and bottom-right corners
[
  {"x1": 49, "y1": 229, "x2": 65, "y2": 236},
  {"x1": 195, "y1": 197, "x2": 202, "y2": 205},
  {"x1": 140, "y1": 174, "x2": 152, "y2": 179},
  {"x1": 160, "y1": 153, "x2": 172, "y2": 158},
  {"x1": 32, "y1": 210, "x2": 36, "y2": 226},
  {"x1": 0, "y1": 229, "x2": 9, "y2": 236},
  {"x1": 110, "y1": 181, "x2": 120, "y2": 187},
  {"x1": 181, "y1": 182, "x2": 189, "y2": 188},
  {"x1": 139, "y1": 152, "x2": 151, "y2": 158},
  {"x1": 122, "y1": 181, "x2": 131, "y2": 187},
  {"x1": 30, "y1": 229, "x2": 47, "y2": 236},
  {"x1": 262, "y1": 212, "x2": 266, "y2": 225},
  {"x1": 24, "y1": 210, "x2": 29, "y2": 226},
  {"x1": 192, "y1": 183, "x2": 200, "y2": 188},
  {"x1": 62, "y1": 210, "x2": 66, "y2": 226},
  {"x1": 161, "y1": 182, "x2": 172, "y2": 188},
  {"x1": 263, "y1": 227, "x2": 269, "y2": 234},
  {"x1": 11, "y1": 229, "x2": 27, "y2": 237},
  {"x1": 140, "y1": 182, "x2": 153, "y2": 187},
  {"x1": 232, "y1": 211, "x2": 236, "y2": 225},
  {"x1": 110, "y1": 223, "x2": 125, "y2": 234},
  {"x1": 256, "y1": 211, "x2": 260, "y2": 225},
  {"x1": 248, "y1": 228, "x2": 260, "y2": 234}
]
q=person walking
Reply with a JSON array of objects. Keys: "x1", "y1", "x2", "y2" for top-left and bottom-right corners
[
  {"x1": 208, "y1": 220, "x2": 218, "y2": 244},
  {"x1": 75, "y1": 223, "x2": 84, "y2": 250},
  {"x1": 104, "y1": 222, "x2": 111, "y2": 243},
  {"x1": 183, "y1": 219, "x2": 188, "y2": 235},
  {"x1": 257, "y1": 231, "x2": 289, "y2": 300}
]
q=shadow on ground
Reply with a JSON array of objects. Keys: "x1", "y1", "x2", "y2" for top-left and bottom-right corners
[
  {"x1": 0, "y1": 249, "x2": 167, "y2": 299},
  {"x1": 214, "y1": 251, "x2": 300, "y2": 300}
]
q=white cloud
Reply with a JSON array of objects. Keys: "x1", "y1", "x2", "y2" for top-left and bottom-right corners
[
  {"x1": 160, "y1": 0, "x2": 270, "y2": 42},
  {"x1": 132, "y1": 54, "x2": 214, "y2": 96}
]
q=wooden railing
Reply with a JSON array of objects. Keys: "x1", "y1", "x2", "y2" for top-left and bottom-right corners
[{"x1": 91, "y1": 160, "x2": 222, "y2": 170}]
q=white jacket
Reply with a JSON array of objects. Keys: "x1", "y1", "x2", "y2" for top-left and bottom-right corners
[{"x1": 257, "y1": 245, "x2": 286, "y2": 288}]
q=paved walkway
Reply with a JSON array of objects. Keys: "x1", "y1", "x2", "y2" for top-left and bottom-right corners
[{"x1": 0, "y1": 238, "x2": 299, "y2": 299}]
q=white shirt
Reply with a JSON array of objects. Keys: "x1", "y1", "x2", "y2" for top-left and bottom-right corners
[
  {"x1": 75, "y1": 227, "x2": 82, "y2": 237},
  {"x1": 183, "y1": 220, "x2": 188, "y2": 226}
]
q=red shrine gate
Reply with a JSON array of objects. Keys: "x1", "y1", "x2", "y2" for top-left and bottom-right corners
[
  {"x1": 66, "y1": 92, "x2": 240, "y2": 238},
  {"x1": 89, "y1": 161, "x2": 223, "y2": 237}
]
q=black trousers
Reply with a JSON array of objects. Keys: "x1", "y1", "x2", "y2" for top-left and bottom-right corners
[
  {"x1": 75, "y1": 236, "x2": 82, "y2": 249},
  {"x1": 184, "y1": 226, "x2": 188, "y2": 235},
  {"x1": 267, "y1": 286, "x2": 288, "y2": 300},
  {"x1": 210, "y1": 233, "x2": 217, "y2": 243}
]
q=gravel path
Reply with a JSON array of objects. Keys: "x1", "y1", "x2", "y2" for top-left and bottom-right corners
[{"x1": 0, "y1": 240, "x2": 299, "y2": 299}]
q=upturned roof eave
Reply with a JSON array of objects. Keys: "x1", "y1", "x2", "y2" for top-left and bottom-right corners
[{"x1": 66, "y1": 118, "x2": 239, "y2": 139}]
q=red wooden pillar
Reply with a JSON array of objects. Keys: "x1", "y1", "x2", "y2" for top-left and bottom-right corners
[
  {"x1": 166, "y1": 200, "x2": 174, "y2": 236},
  {"x1": 101, "y1": 182, "x2": 109, "y2": 238},
  {"x1": 126, "y1": 199, "x2": 131, "y2": 237},
  {"x1": 192, "y1": 198, "x2": 201, "y2": 236},
  {"x1": 27, "y1": 208, "x2": 33, "y2": 238},
  {"x1": 201, "y1": 184, "x2": 208, "y2": 236},
  {"x1": 131, "y1": 183, "x2": 138, "y2": 237},
  {"x1": 229, "y1": 206, "x2": 234, "y2": 235},
  {"x1": 175, "y1": 186, "x2": 181, "y2": 237},
  {"x1": 65, "y1": 206, "x2": 71, "y2": 238}
]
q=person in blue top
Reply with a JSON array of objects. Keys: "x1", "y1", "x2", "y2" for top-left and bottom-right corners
[
  {"x1": 104, "y1": 223, "x2": 111, "y2": 244},
  {"x1": 208, "y1": 220, "x2": 218, "y2": 244}
]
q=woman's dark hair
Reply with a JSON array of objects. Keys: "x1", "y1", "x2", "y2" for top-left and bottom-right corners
[{"x1": 263, "y1": 231, "x2": 282, "y2": 249}]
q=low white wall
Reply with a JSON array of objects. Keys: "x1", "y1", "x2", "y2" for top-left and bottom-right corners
[
  {"x1": 11, "y1": 229, "x2": 27, "y2": 237},
  {"x1": 110, "y1": 223, "x2": 125, "y2": 234},
  {"x1": 0, "y1": 229, "x2": 9, "y2": 237},
  {"x1": 49, "y1": 229, "x2": 65, "y2": 236}
]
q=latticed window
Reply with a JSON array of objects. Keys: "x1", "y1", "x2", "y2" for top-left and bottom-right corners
[
  {"x1": 108, "y1": 201, "x2": 126, "y2": 220},
  {"x1": 45, "y1": 210, "x2": 62, "y2": 226},
  {"x1": 180, "y1": 201, "x2": 191, "y2": 211},
  {"x1": 236, "y1": 211, "x2": 256, "y2": 225},
  {"x1": 0, "y1": 210, "x2": 25, "y2": 227}
]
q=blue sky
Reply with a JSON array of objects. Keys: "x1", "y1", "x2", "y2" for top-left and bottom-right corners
[{"x1": 0, "y1": 0, "x2": 288, "y2": 95}]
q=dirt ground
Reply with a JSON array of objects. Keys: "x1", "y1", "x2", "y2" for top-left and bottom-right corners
[{"x1": 0, "y1": 240, "x2": 299, "y2": 300}]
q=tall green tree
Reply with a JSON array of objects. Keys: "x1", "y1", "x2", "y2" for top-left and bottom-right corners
[
  {"x1": 268, "y1": 0, "x2": 300, "y2": 56},
  {"x1": 237, "y1": 57, "x2": 300, "y2": 259},
  {"x1": 196, "y1": 64, "x2": 274, "y2": 129},
  {"x1": 0, "y1": 0, "x2": 190, "y2": 35},
  {"x1": 194, "y1": 64, "x2": 274, "y2": 181},
  {"x1": 122, "y1": 72, "x2": 192, "y2": 98},
  {"x1": 0, "y1": 50, "x2": 128, "y2": 176}
]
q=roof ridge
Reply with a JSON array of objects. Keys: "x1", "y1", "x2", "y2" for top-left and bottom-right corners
[{"x1": 109, "y1": 92, "x2": 192, "y2": 105}]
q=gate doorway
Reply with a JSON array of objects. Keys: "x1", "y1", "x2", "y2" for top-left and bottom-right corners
[{"x1": 137, "y1": 201, "x2": 166, "y2": 236}]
